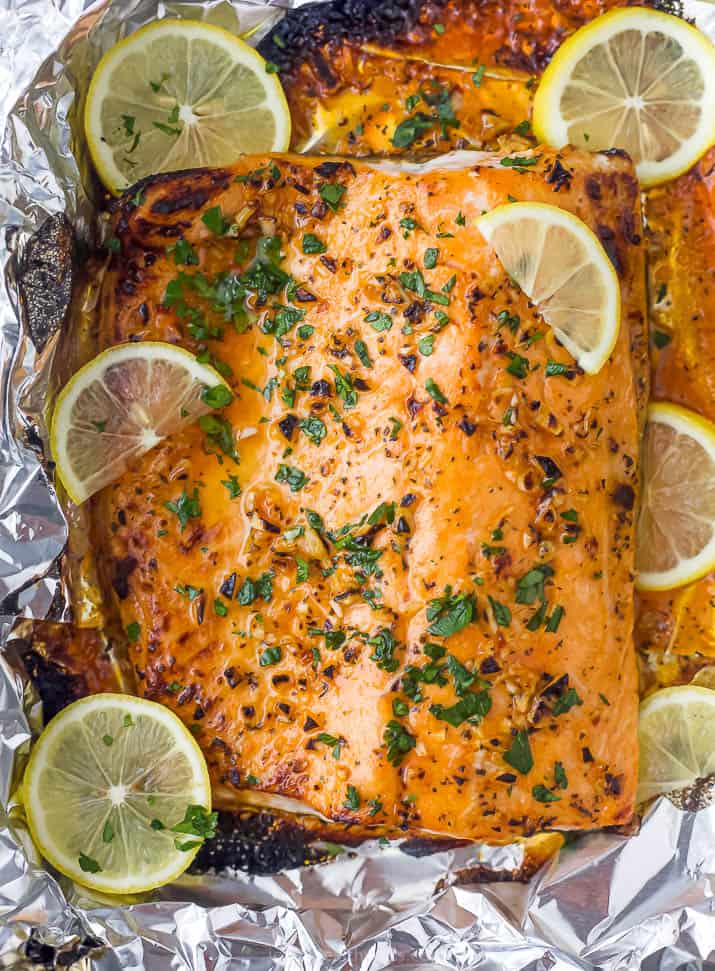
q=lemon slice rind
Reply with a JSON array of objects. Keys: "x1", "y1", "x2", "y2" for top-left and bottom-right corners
[
  {"x1": 23, "y1": 693, "x2": 212, "y2": 894},
  {"x1": 85, "y1": 19, "x2": 291, "y2": 193},
  {"x1": 51, "y1": 341, "x2": 229, "y2": 505},
  {"x1": 477, "y1": 201, "x2": 620, "y2": 374},
  {"x1": 636, "y1": 402, "x2": 715, "y2": 592},
  {"x1": 533, "y1": 7, "x2": 715, "y2": 188}
]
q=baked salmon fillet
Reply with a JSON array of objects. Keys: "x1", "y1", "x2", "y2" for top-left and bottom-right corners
[{"x1": 90, "y1": 147, "x2": 644, "y2": 841}]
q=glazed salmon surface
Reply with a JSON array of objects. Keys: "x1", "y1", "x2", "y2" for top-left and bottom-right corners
[{"x1": 92, "y1": 148, "x2": 644, "y2": 840}]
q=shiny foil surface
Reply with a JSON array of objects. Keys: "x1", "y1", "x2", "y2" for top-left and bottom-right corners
[{"x1": 1, "y1": 0, "x2": 715, "y2": 966}]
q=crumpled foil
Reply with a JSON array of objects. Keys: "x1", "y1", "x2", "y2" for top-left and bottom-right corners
[{"x1": 2, "y1": 0, "x2": 715, "y2": 965}]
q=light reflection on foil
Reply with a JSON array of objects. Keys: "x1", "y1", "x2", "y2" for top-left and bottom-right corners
[{"x1": 1, "y1": 0, "x2": 715, "y2": 965}]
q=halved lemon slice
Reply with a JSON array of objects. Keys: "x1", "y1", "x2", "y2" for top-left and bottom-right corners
[
  {"x1": 533, "y1": 7, "x2": 715, "y2": 187},
  {"x1": 85, "y1": 19, "x2": 291, "y2": 193},
  {"x1": 636, "y1": 402, "x2": 715, "y2": 592},
  {"x1": 51, "y1": 341, "x2": 231, "y2": 504},
  {"x1": 638, "y1": 685, "x2": 715, "y2": 804},
  {"x1": 477, "y1": 201, "x2": 620, "y2": 374},
  {"x1": 23, "y1": 694, "x2": 213, "y2": 893}
]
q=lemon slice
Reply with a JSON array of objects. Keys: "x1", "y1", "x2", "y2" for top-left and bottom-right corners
[
  {"x1": 533, "y1": 8, "x2": 715, "y2": 188},
  {"x1": 638, "y1": 685, "x2": 715, "y2": 804},
  {"x1": 23, "y1": 694, "x2": 213, "y2": 893},
  {"x1": 636, "y1": 402, "x2": 715, "y2": 592},
  {"x1": 51, "y1": 341, "x2": 231, "y2": 504},
  {"x1": 85, "y1": 19, "x2": 291, "y2": 193},
  {"x1": 477, "y1": 201, "x2": 620, "y2": 374}
]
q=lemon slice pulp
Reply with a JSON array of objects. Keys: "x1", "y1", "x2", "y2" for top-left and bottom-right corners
[
  {"x1": 638, "y1": 685, "x2": 715, "y2": 804},
  {"x1": 85, "y1": 19, "x2": 291, "y2": 193},
  {"x1": 636, "y1": 402, "x2": 715, "y2": 592},
  {"x1": 51, "y1": 341, "x2": 231, "y2": 504},
  {"x1": 477, "y1": 201, "x2": 620, "y2": 374},
  {"x1": 533, "y1": 7, "x2": 715, "y2": 187},
  {"x1": 23, "y1": 694, "x2": 213, "y2": 893}
]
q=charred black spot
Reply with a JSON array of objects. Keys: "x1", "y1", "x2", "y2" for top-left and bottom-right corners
[
  {"x1": 23, "y1": 649, "x2": 84, "y2": 721},
  {"x1": 457, "y1": 416, "x2": 476, "y2": 436},
  {"x1": 314, "y1": 160, "x2": 355, "y2": 178},
  {"x1": 190, "y1": 811, "x2": 326, "y2": 875},
  {"x1": 585, "y1": 176, "x2": 602, "y2": 201},
  {"x1": 310, "y1": 379, "x2": 332, "y2": 397},
  {"x1": 258, "y1": 0, "x2": 441, "y2": 77},
  {"x1": 480, "y1": 656, "x2": 501, "y2": 674},
  {"x1": 612, "y1": 483, "x2": 635, "y2": 510},
  {"x1": 111, "y1": 556, "x2": 137, "y2": 599},
  {"x1": 25, "y1": 931, "x2": 104, "y2": 969},
  {"x1": 278, "y1": 414, "x2": 299, "y2": 440},
  {"x1": 18, "y1": 214, "x2": 74, "y2": 354},
  {"x1": 294, "y1": 287, "x2": 317, "y2": 302},
  {"x1": 534, "y1": 455, "x2": 562, "y2": 480},
  {"x1": 150, "y1": 187, "x2": 211, "y2": 214},
  {"x1": 596, "y1": 225, "x2": 622, "y2": 275},
  {"x1": 220, "y1": 573, "x2": 237, "y2": 598},
  {"x1": 546, "y1": 159, "x2": 572, "y2": 192}
]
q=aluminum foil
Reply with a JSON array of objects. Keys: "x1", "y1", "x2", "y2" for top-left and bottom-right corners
[{"x1": 2, "y1": 0, "x2": 715, "y2": 966}]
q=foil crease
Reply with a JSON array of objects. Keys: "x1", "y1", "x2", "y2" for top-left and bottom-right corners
[{"x1": 1, "y1": 0, "x2": 715, "y2": 966}]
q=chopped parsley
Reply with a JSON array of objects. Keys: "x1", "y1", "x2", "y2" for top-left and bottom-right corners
[
  {"x1": 168, "y1": 239, "x2": 199, "y2": 266},
  {"x1": 354, "y1": 339, "x2": 372, "y2": 368},
  {"x1": 164, "y1": 487, "x2": 201, "y2": 531},
  {"x1": 425, "y1": 378, "x2": 447, "y2": 403},
  {"x1": 201, "y1": 384, "x2": 233, "y2": 409},
  {"x1": 302, "y1": 233, "x2": 326, "y2": 254},
  {"x1": 369, "y1": 628, "x2": 400, "y2": 672},
  {"x1": 426, "y1": 587, "x2": 475, "y2": 637},
  {"x1": 545, "y1": 360, "x2": 572, "y2": 377},
  {"x1": 430, "y1": 689, "x2": 491, "y2": 727},
  {"x1": 552, "y1": 686, "x2": 583, "y2": 716},
  {"x1": 172, "y1": 804, "x2": 217, "y2": 841},
  {"x1": 383, "y1": 720, "x2": 416, "y2": 766},
  {"x1": 175, "y1": 583, "x2": 202, "y2": 601},
  {"x1": 319, "y1": 183, "x2": 346, "y2": 212},
  {"x1": 221, "y1": 474, "x2": 241, "y2": 498},
  {"x1": 237, "y1": 571, "x2": 274, "y2": 606},
  {"x1": 554, "y1": 761, "x2": 568, "y2": 789},
  {"x1": 126, "y1": 621, "x2": 141, "y2": 643},
  {"x1": 201, "y1": 206, "x2": 230, "y2": 235},
  {"x1": 392, "y1": 111, "x2": 435, "y2": 148},
  {"x1": 344, "y1": 784, "x2": 361, "y2": 809},
  {"x1": 275, "y1": 464, "x2": 308, "y2": 492},
  {"x1": 365, "y1": 310, "x2": 393, "y2": 332},
  {"x1": 199, "y1": 414, "x2": 238, "y2": 462},
  {"x1": 418, "y1": 334, "x2": 435, "y2": 356},
  {"x1": 532, "y1": 783, "x2": 560, "y2": 803},
  {"x1": 78, "y1": 853, "x2": 102, "y2": 873},
  {"x1": 300, "y1": 416, "x2": 327, "y2": 445},
  {"x1": 488, "y1": 596, "x2": 511, "y2": 627},
  {"x1": 503, "y1": 730, "x2": 533, "y2": 774},
  {"x1": 500, "y1": 155, "x2": 540, "y2": 169},
  {"x1": 316, "y1": 732, "x2": 344, "y2": 759},
  {"x1": 515, "y1": 564, "x2": 554, "y2": 604},
  {"x1": 329, "y1": 365, "x2": 358, "y2": 407},
  {"x1": 423, "y1": 247, "x2": 439, "y2": 269},
  {"x1": 506, "y1": 352, "x2": 529, "y2": 378},
  {"x1": 259, "y1": 646, "x2": 282, "y2": 667}
]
